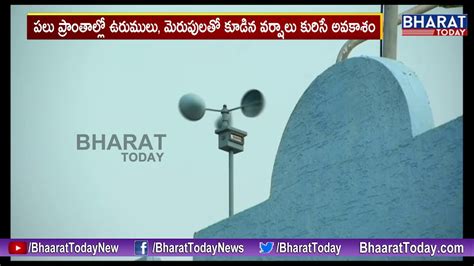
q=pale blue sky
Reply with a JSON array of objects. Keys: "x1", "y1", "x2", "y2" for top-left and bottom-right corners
[{"x1": 11, "y1": 5, "x2": 462, "y2": 261}]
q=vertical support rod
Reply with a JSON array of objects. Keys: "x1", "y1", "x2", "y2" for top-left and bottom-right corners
[
  {"x1": 229, "y1": 150, "x2": 234, "y2": 217},
  {"x1": 382, "y1": 5, "x2": 399, "y2": 59},
  {"x1": 336, "y1": 5, "x2": 437, "y2": 62},
  {"x1": 380, "y1": 5, "x2": 384, "y2": 57}
]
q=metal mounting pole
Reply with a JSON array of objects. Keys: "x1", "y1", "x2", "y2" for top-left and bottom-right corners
[
  {"x1": 336, "y1": 5, "x2": 438, "y2": 63},
  {"x1": 229, "y1": 150, "x2": 234, "y2": 217},
  {"x1": 382, "y1": 5, "x2": 399, "y2": 59}
]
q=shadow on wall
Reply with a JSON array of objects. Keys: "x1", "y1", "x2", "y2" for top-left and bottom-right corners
[{"x1": 194, "y1": 56, "x2": 463, "y2": 261}]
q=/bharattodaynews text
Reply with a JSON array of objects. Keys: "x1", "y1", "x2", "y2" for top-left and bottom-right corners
[{"x1": 153, "y1": 241, "x2": 244, "y2": 256}]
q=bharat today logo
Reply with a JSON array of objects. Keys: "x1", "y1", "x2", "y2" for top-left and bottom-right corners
[
  {"x1": 76, "y1": 133, "x2": 166, "y2": 162},
  {"x1": 402, "y1": 14, "x2": 468, "y2": 36}
]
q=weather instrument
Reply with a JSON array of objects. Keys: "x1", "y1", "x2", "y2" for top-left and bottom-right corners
[{"x1": 178, "y1": 89, "x2": 265, "y2": 217}]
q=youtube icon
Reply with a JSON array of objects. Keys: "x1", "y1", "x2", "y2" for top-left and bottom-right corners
[{"x1": 8, "y1": 241, "x2": 28, "y2": 254}]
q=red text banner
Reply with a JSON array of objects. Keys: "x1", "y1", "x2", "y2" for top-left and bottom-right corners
[{"x1": 27, "y1": 13, "x2": 383, "y2": 40}]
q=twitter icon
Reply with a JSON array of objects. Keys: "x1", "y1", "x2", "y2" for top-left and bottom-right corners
[{"x1": 259, "y1": 242, "x2": 274, "y2": 254}]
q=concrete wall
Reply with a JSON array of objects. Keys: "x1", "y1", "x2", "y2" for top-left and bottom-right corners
[{"x1": 194, "y1": 57, "x2": 463, "y2": 261}]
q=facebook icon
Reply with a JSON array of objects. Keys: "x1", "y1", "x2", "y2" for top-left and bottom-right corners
[{"x1": 134, "y1": 240, "x2": 148, "y2": 256}]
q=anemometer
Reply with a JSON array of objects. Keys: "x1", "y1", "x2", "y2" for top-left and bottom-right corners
[{"x1": 178, "y1": 89, "x2": 265, "y2": 217}]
